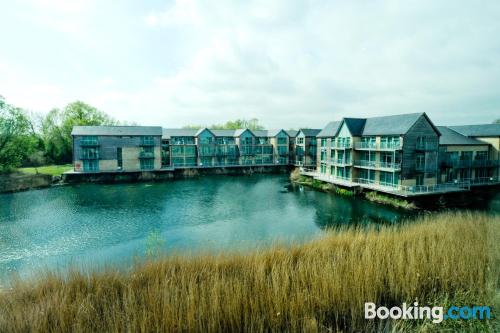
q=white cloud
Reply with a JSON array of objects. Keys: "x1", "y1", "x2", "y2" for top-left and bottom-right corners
[
  {"x1": 130, "y1": 0, "x2": 500, "y2": 128},
  {"x1": 3, "y1": 1, "x2": 500, "y2": 128}
]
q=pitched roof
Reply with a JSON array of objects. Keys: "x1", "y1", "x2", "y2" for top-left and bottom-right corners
[
  {"x1": 342, "y1": 118, "x2": 366, "y2": 136},
  {"x1": 211, "y1": 129, "x2": 237, "y2": 137},
  {"x1": 286, "y1": 129, "x2": 298, "y2": 137},
  {"x1": 362, "y1": 113, "x2": 426, "y2": 136},
  {"x1": 72, "y1": 126, "x2": 162, "y2": 136},
  {"x1": 298, "y1": 128, "x2": 321, "y2": 137},
  {"x1": 448, "y1": 124, "x2": 500, "y2": 137},
  {"x1": 162, "y1": 128, "x2": 197, "y2": 139},
  {"x1": 317, "y1": 121, "x2": 342, "y2": 137},
  {"x1": 437, "y1": 126, "x2": 488, "y2": 145}
]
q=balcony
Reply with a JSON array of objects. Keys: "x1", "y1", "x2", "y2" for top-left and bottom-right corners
[
  {"x1": 198, "y1": 145, "x2": 216, "y2": 157},
  {"x1": 80, "y1": 153, "x2": 99, "y2": 160},
  {"x1": 332, "y1": 158, "x2": 353, "y2": 166},
  {"x1": 239, "y1": 145, "x2": 255, "y2": 156},
  {"x1": 299, "y1": 169, "x2": 470, "y2": 197},
  {"x1": 415, "y1": 142, "x2": 437, "y2": 151},
  {"x1": 139, "y1": 151, "x2": 155, "y2": 159},
  {"x1": 140, "y1": 138, "x2": 156, "y2": 146},
  {"x1": 216, "y1": 145, "x2": 238, "y2": 157},
  {"x1": 334, "y1": 142, "x2": 352, "y2": 149},
  {"x1": 379, "y1": 142, "x2": 402, "y2": 150},
  {"x1": 354, "y1": 142, "x2": 377, "y2": 150},
  {"x1": 472, "y1": 159, "x2": 500, "y2": 168},
  {"x1": 80, "y1": 139, "x2": 99, "y2": 147},
  {"x1": 355, "y1": 160, "x2": 401, "y2": 171}
]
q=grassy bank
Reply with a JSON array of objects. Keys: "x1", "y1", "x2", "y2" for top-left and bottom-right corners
[
  {"x1": 19, "y1": 164, "x2": 72, "y2": 177},
  {"x1": 0, "y1": 212, "x2": 498, "y2": 332},
  {"x1": 365, "y1": 191, "x2": 417, "y2": 210}
]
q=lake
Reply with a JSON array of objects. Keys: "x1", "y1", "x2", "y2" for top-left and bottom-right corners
[{"x1": 0, "y1": 174, "x2": 499, "y2": 284}]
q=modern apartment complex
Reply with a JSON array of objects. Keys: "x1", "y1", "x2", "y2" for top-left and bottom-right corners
[
  {"x1": 309, "y1": 113, "x2": 500, "y2": 195},
  {"x1": 71, "y1": 113, "x2": 500, "y2": 196},
  {"x1": 71, "y1": 126, "x2": 318, "y2": 172}
]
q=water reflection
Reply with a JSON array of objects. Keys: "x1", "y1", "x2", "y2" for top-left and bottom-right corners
[{"x1": 0, "y1": 175, "x2": 497, "y2": 282}]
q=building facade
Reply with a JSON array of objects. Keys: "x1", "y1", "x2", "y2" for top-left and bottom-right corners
[{"x1": 71, "y1": 115, "x2": 500, "y2": 196}]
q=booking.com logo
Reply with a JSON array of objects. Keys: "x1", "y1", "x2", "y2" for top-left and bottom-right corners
[{"x1": 365, "y1": 302, "x2": 492, "y2": 324}]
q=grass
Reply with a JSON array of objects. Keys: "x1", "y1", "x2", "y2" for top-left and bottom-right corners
[
  {"x1": 19, "y1": 164, "x2": 72, "y2": 177},
  {"x1": 365, "y1": 191, "x2": 417, "y2": 210},
  {"x1": 0, "y1": 212, "x2": 498, "y2": 332}
]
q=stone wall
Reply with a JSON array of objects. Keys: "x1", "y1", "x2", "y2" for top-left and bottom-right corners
[{"x1": 0, "y1": 173, "x2": 53, "y2": 193}]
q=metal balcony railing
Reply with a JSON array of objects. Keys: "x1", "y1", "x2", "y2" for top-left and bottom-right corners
[
  {"x1": 80, "y1": 153, "x2": 99, "y2": 159},
  {"x1": 379, "y1": 142, "x2": 402, "y2": 150},
  {"x1": 140, "y1": 138, "x2": 156, "y2": 146},
  {"x1": 415, "y1": 142, "x2": 437, "y2": 151},
  {"x1": 139, "y1": 151, "x2": 155, "y2": 158},
  {"x1": 80, "y1": 139, "x2": 99, "y2": 146},
  {"x1": 334, "y1": 142, "x2": 352, "y2": 149},
  {"x1": 354, "y1": 142, "x2": 377, "y2": 150},
  {"x1": 355, "y1": 160, "x2": 401, "y2": 170}
]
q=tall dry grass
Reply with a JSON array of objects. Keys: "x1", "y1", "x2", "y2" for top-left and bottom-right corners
[{"x1": 0, "y1": 212, "x2": 498, "y2": 332}]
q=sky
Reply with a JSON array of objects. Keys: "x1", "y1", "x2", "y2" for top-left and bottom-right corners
[{"x1": 0, "y1": 0, "x2": 500, "y2": 129}]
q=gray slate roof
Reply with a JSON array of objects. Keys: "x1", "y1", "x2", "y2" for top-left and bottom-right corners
[
  {"x1": 286, "y1": 130, "x2": 298, "y2": 137},
  {"x1": 162, "y1": 128, "x2": 198, "y2": 139},
  {"x1": 448, "y1": 124, "x2": 500, "y2": 137},
  {"x1": 211, "y1": 129, "x2": 237, "y2": 137},
  {"x1": 317, "y1": 121, "x2": 342, "y2": 137},
  {"x1": 362, "y1": 113, "x2": 425, "y2": 136},
  {"x1": 72, "y1": 126, "x2": 162, "y2": 136},
  {"x1": 298, "y1": 129, "x2": 321, "y2": 137},
  {"x1": 437, "y1": 126, "x2": 488, "y2": 145},
  {"x1": 343, "y1": 118, "x2": 366, "y2": 136}
]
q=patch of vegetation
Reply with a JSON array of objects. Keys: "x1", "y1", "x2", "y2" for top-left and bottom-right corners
[
  {"x1": 335, "y1": 187, "x2": 354, "y2": 197},
  {"x1": 365, "y1": 191, "x2": 417, "y2": 210},
  {"x1": 0, "y1": 212, "x2": 498, "y2": 332},
  {"x1": 19, "y1": 164, "x2": 72, "y2": 177}
]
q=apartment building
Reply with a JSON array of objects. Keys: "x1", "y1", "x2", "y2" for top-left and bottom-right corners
[
  {"x1": 72, "y1": 126, "x2": 163, "y2": 172},
  {"x1": 71, "y1": 117, "x2": 500, "y2": 196},
  {"x1": 72, "y1": 127, "x2": 296, "y2": 172},
  {"x1": 294, "y1": 129, "x2": 321, "y2": 167},
  {"x1": 316, "y1": 113, "x2": 440, "y2": 189}
]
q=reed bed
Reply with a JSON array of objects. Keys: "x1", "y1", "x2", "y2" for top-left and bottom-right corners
[{"x1": 0, "y1": 211, "x2": 498, "y2": 332}]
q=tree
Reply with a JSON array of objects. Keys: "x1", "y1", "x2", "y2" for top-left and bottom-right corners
[
  {"x1": 0, "y1": 97, "x2": 38, "y2": 172},
  {"x1": 42, "y1": 101, "x2": 117, "y2": 164},
  {"x1": 494, "y1": 119, "x2": 500, "y2": 124},
  {"x1": 183, "y1": 118, "x2": 265, "y2": 131}
]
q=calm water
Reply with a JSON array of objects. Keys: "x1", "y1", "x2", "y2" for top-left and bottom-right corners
[{"x1": 0, "y1": 175, "x2": 499, "y2": 283}]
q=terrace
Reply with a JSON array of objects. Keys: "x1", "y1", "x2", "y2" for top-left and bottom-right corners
[{"x1": 299, "y1": 169, "x2": 471, "y2": 197}]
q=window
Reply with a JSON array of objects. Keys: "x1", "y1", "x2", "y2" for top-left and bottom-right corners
[
  {"x1": 320, "y1": 151, "x2": 327, "y2": 161},
  {"x1": 140, "y1": 158, "x2": 154, "y2": 170},
  {"x1": 475, "y1": 151, "x2": 488, "y2": 160},
  {"x1": 141, "y1": 136, "x2": 155, "y2": 146},
  {"x1": 81, "y1": 147, "x2": 99, "y2": 159},
  {"x1": 277, "y1": 146, "x2": 288, "y2": 155},
  {"x1": 241, "y1": 137, "x2": 253, "y2": 145},
  {"x1": 277, "y1": 137, "x2": 287, "y2": 145},
  {"x1": 416, "y1": 154, "x2": 425, "y2": 170},
  {"x1": 81, "y1": 136, "x2": 98, "y2": 146},
  {"x1": 117, "y1": 148, "x2": 122, "y2": 168},
  {"x1": 321, "y1": 138, "x2": 327, "y2": 147},
  {"x1": 297, "y1": 137, "x2": 304, "y2": 144},
  {"x1": 83, "y1": 160, "x2": 99, "y2": 172}
]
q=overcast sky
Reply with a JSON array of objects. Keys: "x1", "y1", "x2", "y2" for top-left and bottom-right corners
[{"x1": 1, "y1": 0, "x2": 499, "y2": 128}]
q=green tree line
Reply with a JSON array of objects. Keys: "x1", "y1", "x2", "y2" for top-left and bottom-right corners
[
  {"x1": 0, "y1": 96, "x2": 117, "y2": 172},
  {"x1": 0, "y1": 95, "x2": 267, "y2": 173}
]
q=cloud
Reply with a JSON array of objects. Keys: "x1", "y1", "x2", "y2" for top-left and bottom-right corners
[
  {"x1": 2, "y1": 1, "x2": 500, "y2": 128},
  {"x1": 130, "y1": 0, "x2": 500, "y2": 128}
]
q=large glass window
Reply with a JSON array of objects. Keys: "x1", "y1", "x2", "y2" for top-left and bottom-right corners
[
  {"x1": 277, "y1": 137, "x2": 287, "y2": 145},
  {"x1": 83, "y1": 160, "x2": 99, "y2": 172},
  {"x1": 140, "y1": 158, "x2": 154, "y2": 170}
]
